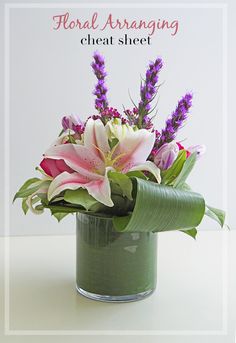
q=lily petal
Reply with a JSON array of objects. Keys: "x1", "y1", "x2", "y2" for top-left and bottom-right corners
[
  {"x1": 45, "y1": 144, "x2": 105, "y2": 179},
  {"x1": 113, "y1": 129, "x2": 155, "y2": 172},
  {"x1": 48, "y1": 172, "x2": 92, "y2": 201},
  {"x1": 84, "y1": 118, "x2": 110, "y2": 160},
  {"x1": 48, "y1": 171, "x2": 113, "y2": 207},
  {"x1": 85, "y1": 167, "x2": 114, "y2": 207},
  {"x1": 129, "y1": 161, "x2": 161, "y2": 183}
]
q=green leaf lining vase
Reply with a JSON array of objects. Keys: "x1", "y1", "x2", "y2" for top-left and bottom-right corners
[{"x1": 76, "y1": 213, "x2": 157, "y2": 302}]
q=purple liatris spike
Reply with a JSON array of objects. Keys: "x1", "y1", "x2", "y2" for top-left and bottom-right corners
[
  {"x1": 138, "y1": 58, "x2": 163, "y2": 127},
  {"x1": 91, "y1": 52, "x2": 108, "y2": 112},
  {"x1": 158, "y1": 93, "x2": 193, "y2": 147}
]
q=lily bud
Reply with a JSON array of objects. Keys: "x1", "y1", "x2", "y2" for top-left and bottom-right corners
[{"x1": 105, "y1": 118, "x2": 134, "y2": 141}]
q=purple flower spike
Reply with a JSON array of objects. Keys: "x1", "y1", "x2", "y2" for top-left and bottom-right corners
[
  {"x1": 92, "y1": 52, "x2": 108, "y2": 112},
  {"x1": 138, "y1": 58, "x2": 163, "y2": 127},
  {"x1": 158, "y1": 93, "x2": 193, "y2": 147}
]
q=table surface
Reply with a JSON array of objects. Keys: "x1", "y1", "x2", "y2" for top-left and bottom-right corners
[{"x1": 0, "y1": 230, "x2": 235, "y2": 343}]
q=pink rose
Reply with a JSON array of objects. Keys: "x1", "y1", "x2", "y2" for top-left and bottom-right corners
[{"x1": 40, "y1": 158, "x2": 73, "y2": 178}]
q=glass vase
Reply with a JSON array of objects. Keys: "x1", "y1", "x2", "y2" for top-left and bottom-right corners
[{"x1": 76, "y1": 213, "x2": 157, "y2": 302}]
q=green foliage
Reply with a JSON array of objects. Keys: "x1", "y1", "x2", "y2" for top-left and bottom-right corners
[
  {"x1": 126, "y1": 171, "x2": 147, "y2": 180},
  {"x1": 205, "y1": 205, "x2": 226, "y2": 227},
  {"x1": 14, "y1": 160, "x2": 226, "y2": 236},
  {"x1": 64, "y1": 189, "x2": 99, "y2": 211},
  {"x1": 109, "y1": 138, "x2": 119, "y2": 149},
  {"x1": 180, "y1": 228, "x2": 197, "y2": 239},
  {"x1": 173, "y1": 153, "x2": 197, "y2": 188},
  {"x1": 113, "y1": 214, "x2": 131, "y2": 231},
  {"x1": 52, "y1": 212, "x2": 70, "y2": 222},
  {"x1": 108, "y1": 171, "x2": 133, "y2": 200},
  {"x1": 45, "y1": 204, "x2": 82, "y2": 215},
  {"x1": 161, "y1": 150, "x2": 187, "y2": 185},
  {"x1": 178, "y1": 182, "x2": 192, "y2": 192},
  {"x1": 21, "y1": 196, "x2": 41, "y2": 215},
  {"x1": 67, "y1": 132, "x2": 77, "y2": 143},
  {"x1": 13, "y1": 178, "x2": 41, "y2": 201},
  {"x1": 113, "y1": 177, "x2": 205, "y2": 233},
  {"x1": 22, "y1": 198, "x2": 29, "y2": 215},
  {"x1": 37, "y1": 192, "x2": 49, "y2": 206}
]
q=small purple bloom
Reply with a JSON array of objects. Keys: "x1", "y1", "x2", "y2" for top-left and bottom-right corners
[
  {"x1": 154, "y1": 142, "x2": 179, "y2": 170},
  {"x1": 89, "y1": 114, "x2": 101, "y2": 121},
  {"x1": 158, "y1": 93, "x2": 193, "y2": 147},
  {"x1": 188, "y1": 144, "x2": 206, "y2": 159},
  {"x1": 62, "y1": 115, "x2": 84, "y2": 135},
  {"x1": 92, "y1": 52, "x2": 108, "y2": 112},
  {"x1": 142, "y1": 115, "x2": 154, "y2": 130},
  {"x1": 124, "y1": 108, "x2": 139, "y2": 126},
  {"x1": 99, "y1": 107, "x2": 122, "y2": 124}
]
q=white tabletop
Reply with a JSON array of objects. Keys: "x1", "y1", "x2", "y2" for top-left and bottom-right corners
[{"x1": 0, "y1": 230, "x2": 235, "y2": 343}]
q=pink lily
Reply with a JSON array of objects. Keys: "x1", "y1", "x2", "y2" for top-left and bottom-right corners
[{"x1": 44, "y1": 118, "x2": 161, "y2": 207}]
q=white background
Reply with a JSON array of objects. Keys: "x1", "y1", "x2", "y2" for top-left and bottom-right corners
[{"x1": 1, "y1": 0, "x2": 236, "y2": 343}]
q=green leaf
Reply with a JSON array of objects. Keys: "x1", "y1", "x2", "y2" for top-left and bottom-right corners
[
  {"x1": 58, "y1": 129, "x2": 64, "y2": 137},
  {"x1": 13, "y1": 177, "x2": 41, "y2": 201},
  {"x1": 161, "y1": 150, "x2": 187, "y2": 185},
  {"x1": 126, "y1": 171, "x2": 147, "y2": 180},
  {"x1": 109, "y1": 171, "x2": 133, "y2": 200},
  {"x1": 21, "y1": 196, "x2": 40, "y2": 214},
  {"x1": 35, "y1": 204, "x2": 44, "y2": 211},
  {"x1": 113, "y1": 178, "x2": 205, "y2": 233},
  {"x1": 22, "y1": 198, "x2": 29, "y2": 214},
  {"x1": 113, "y1": 214, "x2": 131, "y2": 231},
  {"x1": 178, "y1": 182, "x2": 192, "y2": 191},
  {"x1": 67, "y1": 132, "x2": 76, "y2": 143},
  {"x1": 52, "y1": 212, "x2": 70, "y2": 222},
  {"x1": 109, "y1": 138, "x2": 119, "y2": 149},
  {"x1": 173, "y1": 152, "x2": 197, "y2": 188},
  {"x1": 205, "y1": 205, "x2": 225, "y2": 227},
  {"x1": 64, "y1": 189, "x2": 98, "y2": 211},
  {"x1": 46, "y1": 204, "x2": 82, "y2": 215},
  {"x1": 14, "y1": 179, "x2": 50, "y2": 201},
  {"x1": 180, "y1": 228, "x2": 197, "y2": 239},
  {"x1": 110, "y1": 194, "x2": 133, "y2": 215},
  {"x1": 37, "y1": 192, "x2": 49, "y2": 206}
]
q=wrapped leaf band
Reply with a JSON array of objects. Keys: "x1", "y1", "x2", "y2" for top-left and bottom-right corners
[{"x1": 113, "y1": 178, "x2": 205, "y2": 233}]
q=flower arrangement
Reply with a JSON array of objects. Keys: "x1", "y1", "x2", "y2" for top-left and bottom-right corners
[{"x1": 14, "y1": 52, "x2": 225, "y2": 238}]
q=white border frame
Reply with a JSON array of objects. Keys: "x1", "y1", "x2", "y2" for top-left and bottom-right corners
[{"x1": 4, "y1": 2, "x2": 228, "y2": 336}]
